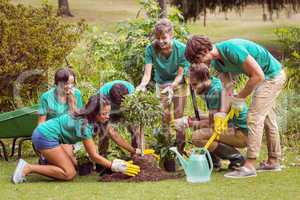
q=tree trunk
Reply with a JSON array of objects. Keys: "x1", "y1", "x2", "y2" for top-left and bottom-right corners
[
  {"x1": 262, "y1": 0, "x2": 267, "y2": 21},
  {"x1": 203, "y1": 0, "x2": 207, "y2": 27},
  {"x1": 58, "y1": 0, "x2": 73, "y2": 17},
  {"x1": 157, "y1": 0, "x2": 166, "y2": 18}
]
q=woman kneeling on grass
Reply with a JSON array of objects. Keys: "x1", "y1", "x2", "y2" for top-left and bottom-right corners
[{"x1": 12, "y1": 95, "x2": 140, "y2": 184}]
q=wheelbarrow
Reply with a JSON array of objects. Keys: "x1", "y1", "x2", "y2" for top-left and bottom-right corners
[{"x1": 0, "y1": 104, "x2": 39, "y2": 161}]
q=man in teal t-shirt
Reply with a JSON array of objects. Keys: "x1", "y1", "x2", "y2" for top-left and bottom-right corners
[
  {"x1": 185, "y1": 36, "x2": 286, "y2": 178},
  {"x1": 211, "y1": 39, "x2": 281, "y2": 80},
  {"x1": 174, "y1": 64, "x2": 248, "y2": 170}
]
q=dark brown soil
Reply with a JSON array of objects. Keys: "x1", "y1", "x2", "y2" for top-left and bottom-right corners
[{"x1": 99, "y1": 155, "x2": 184, "y2": 182}]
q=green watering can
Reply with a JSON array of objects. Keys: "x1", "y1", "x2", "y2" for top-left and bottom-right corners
[{"x1": 170, "y1": 147, "x2": 213, "y2": 183}]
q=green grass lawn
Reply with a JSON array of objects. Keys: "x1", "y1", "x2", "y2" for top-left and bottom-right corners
[{"x1": 0, "y1": 153, "x2": 299, "y2": 200}]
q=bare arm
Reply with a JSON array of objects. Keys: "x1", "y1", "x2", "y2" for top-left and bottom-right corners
[
  {"x1": 83, "y1": 139, "x2": 112, "y2": 168},
  {"x1": 172, "y1": 67, "x2": 184, "y2": 87},
  {"x1": 108, "y1": 126, "x2": 136, "y2": 154},
  {"x1": 220, "y1": 88, "x2": 230, "y2": 113},
  {"x1": 38, "y1": 116, "x2": 47, "y2": 124},
  {"x1": 237, "y1": 55, "x2": 265, "y2": 98},
  {"x1": 139, "y1": 64, "x2": 153, "y2": 87}
]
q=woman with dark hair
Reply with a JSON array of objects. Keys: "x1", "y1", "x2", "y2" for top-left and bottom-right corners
[
  {"x1": 136, "y1": 18, "x2": 190, "y2": 153},
  {"x1": 12, "y1": 95, "x2": 140, "y2": 184},
  {"x1": 37, "y1": 67, "x2": 83, "y2": 165},
  {"x1": 174, "y1": 63, "x2": 248, "y2": 171},
  {"x1": 185, "y1": 36, "x2": 286, "y2": 178},
  {"x1": 38, "y1": 67, "x2": 83, "y2": 122}
]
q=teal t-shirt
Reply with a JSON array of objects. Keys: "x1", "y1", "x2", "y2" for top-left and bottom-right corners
[
  {"x1": 37, "y1": 114, "x2": 94, "y2": 144},
  {"x1": 38, "y1": 87, "x2": 83, "y2": 120},
  {"x1": 144, "y1": 39, "x2": 190, "y2": 84},
  {"x1": 203, "y1": 77, "x2": 248, "y2": 134},
  {"x1": 98, "y1": 80, "x2": 135, "y2": 96},
  {"x1": 211, "y1": 39, "x2": 281, "y2": 80},
  {"x1": 203, "y1": 77, "x2": 223, "y2": 110}
]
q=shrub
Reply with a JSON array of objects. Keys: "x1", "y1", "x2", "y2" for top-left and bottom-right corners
[
  {"x1": 275, "y1": 26, "x2": 300, "y2": 150},
  {"x1": 0, "y1": 0, "x2": 86, "y2": 111},
  {"x1": 275, "y1": 27, "x2": 300, "y2": 89}
]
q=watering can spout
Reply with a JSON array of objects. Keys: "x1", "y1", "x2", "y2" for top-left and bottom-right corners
[{"x1": 169, "y1": 147, "x2": 187, "y2": 170}]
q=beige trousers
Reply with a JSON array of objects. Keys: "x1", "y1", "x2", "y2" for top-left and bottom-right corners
[
  {"x1": 247, "y1": 70, "x2": 286, "y2": 159},
  {"x1": 192, "y1": 127, "x2": 248, "y2": 151}
]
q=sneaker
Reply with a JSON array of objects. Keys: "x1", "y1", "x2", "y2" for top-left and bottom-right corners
[
  {"x1": 11, "y1": 159, "x2": 27, "y2": 184},
  {"x1": 224, "y1": 166, "x2": 257, "y2": 179},
  {"x1": 256, "y1": 160, "x2": 282, "y2": 172}
]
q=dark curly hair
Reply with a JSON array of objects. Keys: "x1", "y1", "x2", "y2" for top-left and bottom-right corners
[
  {"x1": 185, "y1": 35, "x2": 213, "y2": 63},
  {"x1": 109, "y1": 83, "x2": 129, "y2": 106}
]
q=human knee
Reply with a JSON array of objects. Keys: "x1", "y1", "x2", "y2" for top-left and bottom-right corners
[
  {"x1": 192, "y1": 130, "x2": 209, "y2": 147},
  {"x1": 63, "y1": 168, "x2": 77, "y2": 181}
]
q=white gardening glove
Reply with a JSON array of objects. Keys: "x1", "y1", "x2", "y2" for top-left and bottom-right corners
[
  {"x1": 136, "y1": 84, "x2": 147, "y2": 92},
  {"x1": 230, "y1": 96, "x2": 246, "y2": 118},
  {"x1": 111, "y1": 159, "x2": 140, "y2": 177},
  {"x1": 161, "y1": 86, "x2": 174, "y2": 104},
  {"x1": 73, "y1": 142, "x2": 84, "y2": 154},
  {"x1": 173, "y1": 116, "x2": 189, "y2": 131}
]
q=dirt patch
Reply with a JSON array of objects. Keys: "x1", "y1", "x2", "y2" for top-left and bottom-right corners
[{"x1": 100, "y1": 155, "x2": 183, "y2": 182}]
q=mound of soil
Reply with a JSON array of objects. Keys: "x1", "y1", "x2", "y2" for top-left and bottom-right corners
[{"x1": 100, "y1": 155, "x2": 184, "y2": 182}]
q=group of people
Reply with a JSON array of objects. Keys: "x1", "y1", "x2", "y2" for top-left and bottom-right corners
[{"x1": 12, "y1": 18, "x2": 285, "y2": 184}]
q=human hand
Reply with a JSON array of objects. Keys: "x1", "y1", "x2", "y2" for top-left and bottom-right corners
[
  {"x1": 111, "y1": 159, "x2": 140, "y2": 176},
  {"x1": 173, "y1": 116, "x2": 189, "y2": 131},
  {"x1": 136, "y1": 84, "x2": 147, "y2": 92},
  {"x1": 161, "y1": 86, "x2": 173, "y2": 104},
  {"x1": 230, "y1": 96, "x2": 246, "y2": 118}
]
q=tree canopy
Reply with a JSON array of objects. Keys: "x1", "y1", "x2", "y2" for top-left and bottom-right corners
[{"x1": 170, "y1": 0, "x2": 300, "y2": 24}]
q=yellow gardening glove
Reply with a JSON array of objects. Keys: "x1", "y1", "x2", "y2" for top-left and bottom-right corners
[
  {"x1": 230, "y1": 96, "x2": 246, "y2": 118},
  {"x1": 111, "y1": 159, "x2": 141, "y2": 177},
  {"x1": 213, "y1": 112, "x2": 227, "y2": 140},
  {"x1": 136, "y1": 148, "x2": 160, "y2": 160}
]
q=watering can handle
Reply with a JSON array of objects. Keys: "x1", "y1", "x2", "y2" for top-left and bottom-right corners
[{"x1": 202, "y1": 148, "x2": 213, "y2": 173}]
